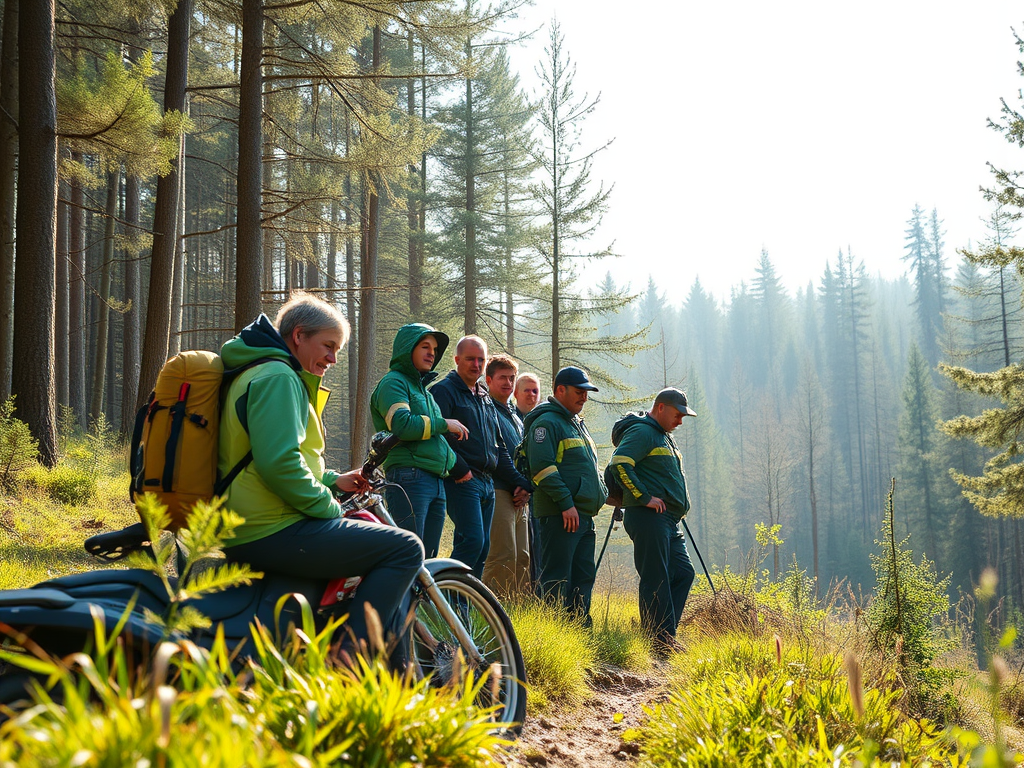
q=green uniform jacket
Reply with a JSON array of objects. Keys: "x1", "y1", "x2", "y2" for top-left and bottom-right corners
[
  {"x1": 609, "y1": 413, "x2": 690, "y2": 522},
  {"x1": 218, "y1": 315, "x2": 342, "y2": 547},
  {"x1": 522, "y1": 397, "x2": 606, "y2": 518},
  {"x1": 370, "y1": 324, "x2": 456, "y2": 477}
]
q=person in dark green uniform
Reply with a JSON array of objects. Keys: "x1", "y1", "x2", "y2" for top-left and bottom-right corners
[
  {"x1": 522, "y1": 366, "x2": 606, "y2": 625},
  {"x1": 607, "y1": 387, "x2": 696, "y2": 654}
]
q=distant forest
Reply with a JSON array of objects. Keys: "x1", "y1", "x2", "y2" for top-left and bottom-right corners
[{"x1": 1, "y1": 0, "x2": 1024, "y2": 611}]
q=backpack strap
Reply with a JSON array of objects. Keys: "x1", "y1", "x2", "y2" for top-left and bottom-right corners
[
  {"x1": 215, "y1": 357, "x2": 295, "y2": 496},
  {"x1": 128, "y1": 392, "x2": 154, "y2": 501},
  {"x1": 163, "y1": 383, "x2": 191, "y2": 492}
]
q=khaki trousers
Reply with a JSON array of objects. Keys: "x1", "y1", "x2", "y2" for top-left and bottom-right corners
[{"x1": 482, "y1": 489, "x2": 531, "y2": 598}]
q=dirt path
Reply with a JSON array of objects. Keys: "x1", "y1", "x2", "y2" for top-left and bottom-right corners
[{"x1": 500, "y1": 665, "x2": 667, "y2": 767}]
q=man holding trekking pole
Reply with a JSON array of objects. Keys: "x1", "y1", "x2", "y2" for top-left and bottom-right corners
[{"x1": 607, "y1": 387, "x2": 697, "y2": 655}]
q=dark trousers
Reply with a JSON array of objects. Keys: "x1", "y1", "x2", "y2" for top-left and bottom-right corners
[
  {"x1": 623, "y1": 509, "x2": 695, "y2": 643},
  {"x1": 443, "y1": 474, "x2": 495, "y2": 577},
  {"x1": 385, "y1": 466, "x2": 446, "y2": 558},
  {"x1": 537, "y1": 513, "x2": 596, "y2": 626},
  {"x1": 227, "y1": 517, "x2": 423, "y2": 652}
]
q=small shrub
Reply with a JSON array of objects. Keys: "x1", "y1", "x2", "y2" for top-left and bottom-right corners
[
  {"x1": 39, "y1": 464, "x2": 96, "y2": 505},
  {"x1": 633, "y1": 667, "x2": 954, "y2": 766},
  {"x1": 507, "y1": 598, "x2": 594, "y2": 710},
  {"x1": 867, "y1": 481, "x2": 952, "y2": 669},
  {"x1": 590, "y1": 592, "x2": 653, "y2": 671},
  {"x1": 0, "y1": 396, "x2": 38, "y2": 493}
]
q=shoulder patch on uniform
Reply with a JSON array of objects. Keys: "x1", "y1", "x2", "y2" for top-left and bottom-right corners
[{"x1": 533, "y1": 426, "x2": 547, "y2": 443}]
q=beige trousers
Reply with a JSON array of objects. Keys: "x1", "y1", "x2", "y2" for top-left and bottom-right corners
[{"x1": 482, "y1": 489, "x2": 531, "y2": 598}]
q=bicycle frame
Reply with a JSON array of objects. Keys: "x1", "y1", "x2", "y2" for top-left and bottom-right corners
[{"x1": 338, "y1": 491, "x2": 488, "y2": 668}]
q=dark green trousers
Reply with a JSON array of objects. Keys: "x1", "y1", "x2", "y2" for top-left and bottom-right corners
[
  {"x1": 537, "y1": 513, "x2": 596, "y2": 626},
  {"x1": 623, "y1": 508, "x2": 695, "y2": 643}
]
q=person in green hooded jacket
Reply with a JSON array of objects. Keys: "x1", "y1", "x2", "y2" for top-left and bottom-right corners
[
  {"x1": 608, "y1": 387, "x2": 696, "y2": 653},
  {"x1": 219, "y1": 293, "x2": 424, "y2": 663},
  {"x1": 370, "y1": 324, "x2": 469, "y2": 557}
]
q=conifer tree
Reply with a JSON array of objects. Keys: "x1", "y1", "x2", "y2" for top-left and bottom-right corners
[
  {"x1": 896, "y1": 343, "x2": 943, "y2": 559},
  {"x1": 903, "y1": 204, "x2": 942, "y2": 368},
  {"x1": 531, "y1": 18, "x2": 614, "y2": 377}
]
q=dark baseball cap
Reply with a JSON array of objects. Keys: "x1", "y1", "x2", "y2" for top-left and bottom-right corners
[
  {"x1": 655, "y1": 387, "x2": 696, "y2": 417},
  {"x1": 553, "y1": 366, "x2": 599, "y2": 392}
]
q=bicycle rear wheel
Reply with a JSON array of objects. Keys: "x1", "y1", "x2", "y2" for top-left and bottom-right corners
[{"x1": 413, "y1": 568, "x2": 527, "y2": 732}]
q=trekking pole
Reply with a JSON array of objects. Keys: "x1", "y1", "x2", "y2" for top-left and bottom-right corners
[
  {"x1": 681, "y1": 518, "x2": 717, "y2": 596},
  {"x1": 594, "y1": 507, "x2": 624, "y2": 573}
]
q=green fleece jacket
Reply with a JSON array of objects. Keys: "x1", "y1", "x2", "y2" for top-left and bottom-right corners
[
  {"x1": 521, "y1": 397, "x2": 606, "y2": 518},
  {"x1": 370, "y1": 324, "x2": 456, "y2": 477},
  {"x1": 218, "y1": 315, "x2": 342, "y2": 546},
  {"x1": 608, "y1": 413, "x2": 690, "y2": 521}
]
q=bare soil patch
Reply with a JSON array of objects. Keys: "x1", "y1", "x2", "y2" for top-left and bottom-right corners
[{"x1": 500, "y1": 664, "x2": 667, "y2": 768}]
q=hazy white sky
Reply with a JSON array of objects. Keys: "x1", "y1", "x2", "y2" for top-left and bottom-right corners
[{"x1": 505, "y1": 1, "x2": 1024, "y2": 305}]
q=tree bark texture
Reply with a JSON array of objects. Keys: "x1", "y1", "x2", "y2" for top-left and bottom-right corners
[
  {"x1": 169, "y1": 132, "x2": 186, "y2": 355},
  {"x1": 55, "y1": 173, "x2": 68, "y2": 408},
  {"x1": 68, "y1": 152, "x2": 85, "y2": 425},
  {"x1": 121, "y1": 173, "x2": 140, "y2": 432},
  {"x1": 234, "y1": 0, "x2": 263, "y2": 330},
  {"x1": 0, "y1": 0, "x2": 17, "y2": 402},
  {"x1": 12, "y1": 0, "x2": 57, "y2": 465},
  {"x1": 463, "y1": 42, "x2": 476, "y2": 336},
  {"x1": 137, "y1": 0, "x2": 190, "y2": 408},
  {"x1": 351, "y1": 25, "x2": 381, "y2": 464},
  {"x1": 90, "y1": 170, "x2": 118, "y2": 421}
]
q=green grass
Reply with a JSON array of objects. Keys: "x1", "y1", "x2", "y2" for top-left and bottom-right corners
[{"x1": 506, "y1": 598, "x2": 595, "y2": 711}]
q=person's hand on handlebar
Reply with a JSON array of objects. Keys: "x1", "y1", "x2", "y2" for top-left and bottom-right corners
[
  {"x1": 335, "y1": 469, "x2": 370, "y2": 494},
  {"x1": 446, "y1": 419, "x2": 470, "y2": 440}
]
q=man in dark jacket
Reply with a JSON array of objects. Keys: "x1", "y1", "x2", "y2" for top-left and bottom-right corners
[
  {"x1": 608, "y1": 387, "x2": 696, "y2": 653},
  {"x1": 522, "y1": 366, "x2": 606, "y2": 625},
  {"x1": 431, "y1": 336, "x2": 531, "y2": 576},
  {"x1": 482, "y1": 354, "x2": 531, "y2": 597}
]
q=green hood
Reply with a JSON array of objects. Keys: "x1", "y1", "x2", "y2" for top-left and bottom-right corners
[
  {"x1": 389, "y1": 323, "x2": 450, "y2": 380},
  {"x1": 221, "y1": 314, "x2": 300, "y2": 371}
]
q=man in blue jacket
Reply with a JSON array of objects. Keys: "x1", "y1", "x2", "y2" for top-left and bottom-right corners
[{"x1": 431, "y1": 336, "x2": 531, "y2": 576}]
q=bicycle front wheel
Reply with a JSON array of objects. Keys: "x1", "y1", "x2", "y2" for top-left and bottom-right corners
[{"x1": 413, "y1": 568, "x2": 527, "y2": 731}]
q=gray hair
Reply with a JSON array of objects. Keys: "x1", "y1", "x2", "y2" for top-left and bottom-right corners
[{"x1": 276, "y1": 292, "x2": 350, "y2": 346}]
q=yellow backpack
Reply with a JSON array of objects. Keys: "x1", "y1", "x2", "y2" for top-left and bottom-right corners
[{"x1": 129, "y1": 350, "x2": 279, "y2": 530}]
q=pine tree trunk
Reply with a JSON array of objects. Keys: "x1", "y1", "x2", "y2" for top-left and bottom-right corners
[
  {"x1": 55, "y1": 170, "x2": 68, "y2": 408},
  {"x1": 0, "y1": 0, "x2": 16, "y2": 402},
  {"x1": 121, "y1": 173, "x2": 140, "y2": 432},
  {"x1": 90, "y1": 170, "x2": 118, "y2": 421},
  {"x1": 169, "y1": 133, "x2": 186, "y2": 355},
  {"x1": 463, "y1": 39, "x2": 476, "y2": 335},
  {"x1": 344, "y1": 110, "x2": 357, "y2": 452},
  {"x1": 550, "y1": 108, "x2": 560, "y2": 377},
  {"x1": 12, "y1": 0, "x2": 57, "y2": 465},
  {"x1": 234, "y1": 0, "x2": 263, "y2": 329},
  {"x1": 68, "y1": 152, "x2": 85, "y2": 425},
  {"x1": 138, "y1": 0, "x2": 190, "y2": 407},
  {"x1": 407, "y1": 30, "x2": 421, "y2": 317},
  {"x1": 351, "y1": 26, "x2": 381, "y2": 464}
]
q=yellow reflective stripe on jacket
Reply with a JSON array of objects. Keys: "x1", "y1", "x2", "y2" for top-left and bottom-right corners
[
  {"x1": 385, "y1": 401, "x2": 411, "y2": 430},
  {"x1": 421, "y1": 415, "x2": 431, "y2": 439},
  {"x1": 609, "y1": 455, "x2": 635, "y2": 467},
  {"x1": 534, "y1": 465, "x2": 559, "y2": 483},
  {"x1": 556, "y1": 437, "x2": 587, "y2": 463},
  {"x1": 615, "y1": 463, "x2": 645, "y2": 499},
  {"x1": 647, "y1": 447, "x2": 673, "y2": 457}
]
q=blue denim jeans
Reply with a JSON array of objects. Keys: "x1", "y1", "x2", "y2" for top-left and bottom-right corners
[
  {"x1": 385, "y1": 465, "x2": 446, "y2": 558},
  {"x1": 443, "y1": 473, "x2": 496, "y2": 577}
]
